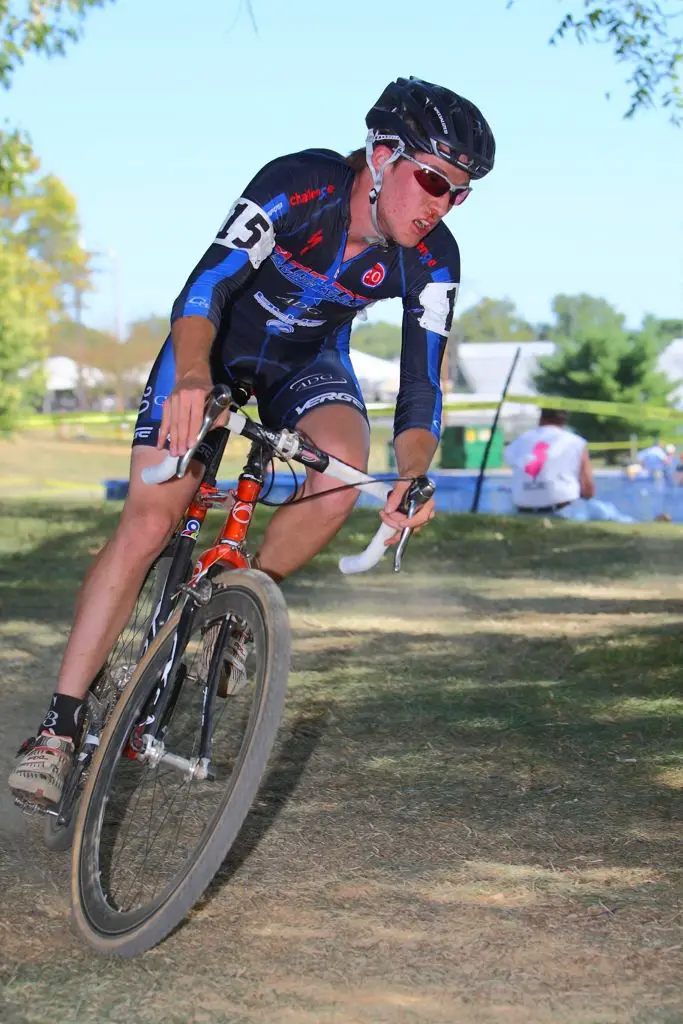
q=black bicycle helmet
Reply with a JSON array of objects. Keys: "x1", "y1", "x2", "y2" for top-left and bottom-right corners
[{"x1": 366, "y1": 76, "x2": 495, "y2": 179}]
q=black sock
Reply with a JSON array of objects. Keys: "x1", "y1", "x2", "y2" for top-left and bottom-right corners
[{"x1": 38, "y1": 693, "x2": 84, "y2": 742}]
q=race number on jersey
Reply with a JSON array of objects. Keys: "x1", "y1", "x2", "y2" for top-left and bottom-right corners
[
  {"x1": 417, "y1": 281, "x2": 459, "y2": 337},
  {"x1": 215, "y1": 196, "x2": 275, "y2": 268}
]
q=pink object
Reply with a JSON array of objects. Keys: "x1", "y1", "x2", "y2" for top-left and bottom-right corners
[{"x1": 524, "y1": 441, "x2": 550, "y2": 479}]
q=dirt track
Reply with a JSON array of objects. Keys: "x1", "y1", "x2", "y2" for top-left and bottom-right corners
[{"x1": 1, "y1": 506, "x2": 682, "y2": 1023}]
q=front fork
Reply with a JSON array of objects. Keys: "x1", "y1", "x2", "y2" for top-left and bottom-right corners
[
  {"x1": 126, "y1": 580, "x2": 229, "y2": 781},
  {"x1": 127, "y1": 440, "x2": 268, "y2": 776}
]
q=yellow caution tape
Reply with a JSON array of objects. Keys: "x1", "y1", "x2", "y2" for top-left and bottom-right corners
[
  {"x1": 23, "y1": 411, "x2": 137, "y2": 427},
  {"x1": 586, "y1": 438, "x2": 682, "y2": 452},
  {"x1": 505, "y1": 393, "x2": 683, "y2": 422},
  {"x1": 21, "y1": 393, "x2": 683, "y2": 431}
]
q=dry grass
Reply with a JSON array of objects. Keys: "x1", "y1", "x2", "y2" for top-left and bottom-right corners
[
  {"x1": 0, "y1": 426, "x2": 395, "y2": 499},
  {"x1": 0, "y1": 504, "x2": 682, "y2": 1023}
]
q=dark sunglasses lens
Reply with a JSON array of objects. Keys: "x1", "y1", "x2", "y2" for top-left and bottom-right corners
[
  {"x1": 413, "y1": 167, "x2": 449, "y2": 198},
  {"x1": 413, "y1": 167, "x2": 471, "y2": 207},
  {"x1": 450, "y1": 187, "x2": 471, "y2": 208}
]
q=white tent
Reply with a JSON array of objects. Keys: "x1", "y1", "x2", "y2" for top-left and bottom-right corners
[
  {"x1": 44, "y1": 356, "x2": 105, "y2": 391},
  {"x1": 348, "y1": 347, "x2": 400, "y2": 400}
]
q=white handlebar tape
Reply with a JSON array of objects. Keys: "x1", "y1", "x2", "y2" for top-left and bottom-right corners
[
  {"x1": 338, "y1": 521, "x2": 397, "y2": 574},
  {"x1": 141, "y1": 454, "x2": 180, "y2": 485}
]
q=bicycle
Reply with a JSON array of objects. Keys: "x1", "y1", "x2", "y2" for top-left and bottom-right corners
[{"x1": 19, "y1": 383, "x2": 434, "y2": 956}]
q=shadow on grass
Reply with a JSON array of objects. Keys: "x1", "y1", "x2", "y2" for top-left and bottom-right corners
[
  {"x1": 0, "y1": 501, "x2": 120, "y2": 628},
  {"x1": 193, "y1": 708, "x2": 330, "y2": 906},
  {"x1": 277, "y1": 615, "x2": 683, "y2": 885},
  {"x1": 295, "y1": 511, "x2": 683, "y2": 585}
]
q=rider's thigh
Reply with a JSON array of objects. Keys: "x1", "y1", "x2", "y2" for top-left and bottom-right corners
[
  {"x1": 295, "y1": 404, "x2": 370, "y2": 509},
  {"x1": 115, "y1": 446, "x2": 205, "y2": 560}
]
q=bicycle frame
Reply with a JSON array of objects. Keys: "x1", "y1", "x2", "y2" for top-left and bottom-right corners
[
  {"x1": 127, "y1": 433, "x2": 273, "y2": 754},
  {"x1": 126, "y1": 393, "x2": 433, "y2": 758},
  {"x1": 187, "y1": 437, "x2": 271, "y2": 582}
]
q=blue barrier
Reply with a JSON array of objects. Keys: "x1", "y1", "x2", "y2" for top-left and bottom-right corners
[{"x1": 102, "y1": 471, "x2": 683, "y2": 523}]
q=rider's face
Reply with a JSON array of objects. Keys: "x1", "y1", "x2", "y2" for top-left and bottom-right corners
[{"x1": 372, "y1": 146, "x2": 471, "y2": 247}]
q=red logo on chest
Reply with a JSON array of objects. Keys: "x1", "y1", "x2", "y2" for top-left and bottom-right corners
[
  {"x1": 300, "y1": 229, "x2": 324, "y2": 256},
  {"x1": 362, "y1": 262, "x2": 386, "y2": 288}
]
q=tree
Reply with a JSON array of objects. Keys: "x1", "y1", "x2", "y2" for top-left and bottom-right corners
[
  {"x1": 125, "y1": 315, "x2": 170, "y2": 364},
  {"x1": 1, "y1": 172, "x2": 91, "y2": 304},
  {"x1": 546, "y1": 293, "x2": 626, "y2": 340},
  {"x1": 534, "y1": 293, "x2": 675, "y2": 444},
  {"x1": 1, "y1": 1, "x2": 111, "y2": 196},
  {"x1": 518, "y1": 1, "x2": 683, "y2": 120},
  {"x1": 46, "y1": 315, "x2": 166, "y2": 410},
  {"x1": 639, "y1": 314, "x2": 683, "y2": 346},
  {"x1": 452, "y1": 297, "x2": 537, "y2": 343},
  {"x1": 0, "y1": 243, "x2": 55, "y2": 430},
  {"x1": 1, "y1": 1, "x2": 111, "y2": 89},
  {"x1": 0, "y1": 128, "x2": 34, "y2": 198},
  {"x1": 0, "y1": 170, "x2": 91, "y2": 427},
  {"x1": 350, "y1": 321, "x2": 401, "y2": 360}
]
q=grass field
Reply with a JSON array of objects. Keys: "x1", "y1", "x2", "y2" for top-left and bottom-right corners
[{"x1": 0, "y1": 501, "x2": 682, "y2": 1023}]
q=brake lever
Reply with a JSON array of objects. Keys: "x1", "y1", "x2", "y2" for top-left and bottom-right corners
[
  {"x1": 393, "y1": 475, "x2": 436, "y2": 573},
  {"x1": 176, "y1": 385, "x2": 232, "y2": 478}
]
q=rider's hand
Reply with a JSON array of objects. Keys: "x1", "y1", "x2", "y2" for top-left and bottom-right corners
[
  {"x1": 158, "y1": 372, "x2": 214, "y2": 457},
  {"x1": 379, "y1": 479, "x2": 436, "y2": 546}
]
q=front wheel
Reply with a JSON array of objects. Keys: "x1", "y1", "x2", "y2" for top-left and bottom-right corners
[{"x1": 70, "y1": 569, "x2": 290, "y2": 956}]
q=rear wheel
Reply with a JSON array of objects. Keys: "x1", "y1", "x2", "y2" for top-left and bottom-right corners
[
  {"x1": 43, "y1": 545, "x2": 180, "y2": 851},
  {"x1": 70, "y1": 569, "x2": 290, "y2": 956}
]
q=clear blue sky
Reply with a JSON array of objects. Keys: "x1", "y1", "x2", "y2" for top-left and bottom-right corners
[{"x1": 7, "y1": 0, "x2": 683, "y2": 336}]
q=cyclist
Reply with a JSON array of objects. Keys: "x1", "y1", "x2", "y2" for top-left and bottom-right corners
[{"x1": 10, "y1": 76, "x2": 495, "y2": 805}]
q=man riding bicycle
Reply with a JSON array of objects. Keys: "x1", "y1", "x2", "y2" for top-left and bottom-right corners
[{"x1": 9, "y1": 76, "x2": 495, "y2": 806}]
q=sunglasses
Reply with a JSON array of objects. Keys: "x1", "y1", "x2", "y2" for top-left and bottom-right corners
[{"x1": 402, "y1": 153, "x2": 472, "y2": 208}]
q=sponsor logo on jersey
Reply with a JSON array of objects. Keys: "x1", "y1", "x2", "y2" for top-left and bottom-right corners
[
  {"x1": 300, "y1": 229, "x2": 324, "y2": 256},
  {"x1": 289, "y1": 184, "x2": 335, "y2": 206},
  {"x1": 289, "y1": 373, "x2": 348, "y2": 392},
  {"x1": 416, "y1": 241, "x2": 438, "y2": 269},
  {"x1": 254, "y1": 291, "x2": 326, "y2": 329},
  {"x1": 271, "y1": 245, "x2": 366, "y2": 309},
  {"x1": 266, "y1": 320, "x2": 295, "y2": 334},
  {"x1": 187, "y1": 296, "x2": 210, "y2": 308},
  {"x1": 294, "y1": 391, "x2": 364, "y2": 416},
  {"x1": 362, "y1": 262, "x2": 386, "y2": 288}
]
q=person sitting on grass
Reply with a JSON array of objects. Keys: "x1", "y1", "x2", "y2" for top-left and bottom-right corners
[{"x1": 504, "y1": 408, "x2": 594, "y2": 515}]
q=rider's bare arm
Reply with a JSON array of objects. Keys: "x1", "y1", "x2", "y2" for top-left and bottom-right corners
[
  {"x1": 579, "y1": 448, "x2": 595, "y2": 499},
  {"x1": 380, "y1": 427, "x2": 438, "y2": 536},
  {"x1": 381, "y1": 246, "x2": 460, "y2": 538},
  {"x1": 394, "y1": 426, "x2": 438, "y2": 477},
  {"x1": 159, "y1": 318, "x2": 217, "y2": 456}
]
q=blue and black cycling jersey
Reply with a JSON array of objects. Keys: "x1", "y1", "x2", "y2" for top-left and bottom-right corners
[{"x1": 133, "y1": 148, "x2": 461, "y2": 448}]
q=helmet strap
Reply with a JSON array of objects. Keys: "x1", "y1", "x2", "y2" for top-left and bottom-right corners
[{"x1": 365, "y1": 130, "x2": 404, "y2": 246}]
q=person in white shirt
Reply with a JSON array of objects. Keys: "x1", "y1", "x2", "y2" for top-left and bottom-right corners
[{"x1": 504, "y1": 408, "x2": 595, "y2": 514}]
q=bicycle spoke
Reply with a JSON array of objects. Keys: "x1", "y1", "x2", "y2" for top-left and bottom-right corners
[{"x1": 94, "y1": 605, "x2": 262, "y2": 915}]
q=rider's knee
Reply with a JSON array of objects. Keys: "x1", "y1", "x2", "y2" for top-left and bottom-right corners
[
  {"x1": 116, "y1": 502, "x2": 177, "y2": 559},
  {"x1": 306, "y1": 475, "x2": 361, "y2": 522}
]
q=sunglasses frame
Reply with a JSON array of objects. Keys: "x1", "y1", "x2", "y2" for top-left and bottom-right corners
[{"x1": 401, "y1": 153, "x2": 472, "y2": 207}]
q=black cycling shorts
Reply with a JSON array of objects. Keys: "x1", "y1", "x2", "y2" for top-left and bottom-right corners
[{"x1": 132, "y1": 335, "x2": 368, "y2": 461}]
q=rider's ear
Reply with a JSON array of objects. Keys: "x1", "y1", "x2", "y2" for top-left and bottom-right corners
[{"x1": 371, "y1": 145, "x2": 394, "y2": 172}]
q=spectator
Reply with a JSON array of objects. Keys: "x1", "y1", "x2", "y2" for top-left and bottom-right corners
[
  {"x1": 637, "y1": 441, "x2": 677, "y2": 484},
  {"x1": 504, "y1": 408, "x2": 594, "y2": 515}
]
